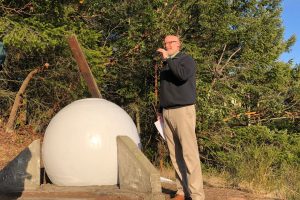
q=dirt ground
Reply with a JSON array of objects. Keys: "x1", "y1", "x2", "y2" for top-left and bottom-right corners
[
  {"x1": 0, "y1": 125, "x2": 281, "y2": 200},
  {"x1": 0, "y1": 126, "x2": 41, "y2": 170}
]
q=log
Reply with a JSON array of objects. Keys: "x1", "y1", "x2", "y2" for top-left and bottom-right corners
[{"x1": 6, "y1": 63, "x2": 49, "y2": 132}]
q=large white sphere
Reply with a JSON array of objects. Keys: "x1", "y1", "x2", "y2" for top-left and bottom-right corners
[{"x1": 42, "y1": 98, "x2": 140, "y2": 186}]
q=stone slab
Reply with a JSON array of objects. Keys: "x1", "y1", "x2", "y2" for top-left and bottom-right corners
[{"x1": 117, "y1": 136, "x2": 164, "y2": 200}]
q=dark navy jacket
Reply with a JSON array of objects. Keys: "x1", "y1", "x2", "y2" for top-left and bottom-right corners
[{"x1": 159, "y1": 52, "x2": 196, "y2": 112}]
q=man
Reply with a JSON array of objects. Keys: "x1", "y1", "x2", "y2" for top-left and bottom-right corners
[{"x1": 157, "y1": 35, "x2": 205, "y2": 200}]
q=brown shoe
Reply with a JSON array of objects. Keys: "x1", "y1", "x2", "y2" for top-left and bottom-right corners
[{"x1": 171, "y1": 194, "x2": 185, "y2": 200}]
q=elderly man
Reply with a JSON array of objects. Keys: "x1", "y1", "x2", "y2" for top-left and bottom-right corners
[{"x1": 157, "y1": 35, "x2": 205, "y2": 200}]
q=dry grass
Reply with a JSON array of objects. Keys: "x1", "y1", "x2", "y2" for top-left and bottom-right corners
[{"x1": 158, "y1": 165, "x2": 176, "y2": 181}]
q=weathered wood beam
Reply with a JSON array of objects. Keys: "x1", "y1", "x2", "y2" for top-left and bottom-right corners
[{"x1": 68, "y1": 34, "x2": 102, "y2": 98}]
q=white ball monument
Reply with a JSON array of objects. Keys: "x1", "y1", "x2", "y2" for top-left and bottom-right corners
[{"x1": 42, "y1": 98, "x2": 141, "y2": 186}]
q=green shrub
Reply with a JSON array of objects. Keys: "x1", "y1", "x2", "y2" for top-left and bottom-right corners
[{"x1": 201, "y1": 125, "x2": 300, "y2": 197}]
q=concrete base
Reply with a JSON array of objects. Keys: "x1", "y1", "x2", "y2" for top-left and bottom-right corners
[
  {"x1": 117, "y1": 136, "x2": 164, "y2": 200},
  {"x1": 0, "y1": 184, "x2": 170, "y2": 200},
  {"x1": 0, "y1": 137, "x2": 165, "y2": 199},
  {"x1": 0, "y1": 139, "x2": 40, "y2": 192}
]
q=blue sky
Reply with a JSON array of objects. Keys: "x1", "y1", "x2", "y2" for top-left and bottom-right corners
[{"x1": 280, "y1": 0, "x2": 300, "y2": 65}]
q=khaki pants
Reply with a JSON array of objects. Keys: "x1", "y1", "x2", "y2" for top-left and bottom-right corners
[{"x1": 163, "y1": 105, "x2": 205, "y2": 200}]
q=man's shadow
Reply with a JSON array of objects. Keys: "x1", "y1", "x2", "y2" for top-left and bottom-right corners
[{"x1": 0, "y1": 147, "x2": 32, "y2": 200}]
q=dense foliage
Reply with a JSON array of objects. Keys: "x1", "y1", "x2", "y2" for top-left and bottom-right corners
[{"x1": 0, "y1": 0, "x2": 299, "y2": 198}]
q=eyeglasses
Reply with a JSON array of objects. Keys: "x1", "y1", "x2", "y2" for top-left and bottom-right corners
[{"x1": 164, "y1": 41, "x2": 178, "y2": 46}]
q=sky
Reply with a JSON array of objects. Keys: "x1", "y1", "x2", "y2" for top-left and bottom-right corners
[{"x1": 280, "y1": 0, "x2": 300, "y2": 65}]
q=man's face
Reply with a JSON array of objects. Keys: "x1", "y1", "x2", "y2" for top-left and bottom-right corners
[{"x1": 164, "y1": 36, "x2": 180, "y2": 56}]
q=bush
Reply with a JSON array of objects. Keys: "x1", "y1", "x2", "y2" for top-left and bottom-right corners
[{"x1": 200, "y1": 125, "x2": 300, "y2": 198}]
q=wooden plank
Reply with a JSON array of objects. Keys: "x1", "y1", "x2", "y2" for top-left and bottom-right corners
[{"x1": 68, "y1": 34, "x2": 102, "y2": 98}]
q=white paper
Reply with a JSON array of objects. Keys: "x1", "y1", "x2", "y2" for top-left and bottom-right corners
[
  {"x1": 154, "y1": 120, "x2": 165, "y2": 140},
  {"x1": 160, "y1": 176, "x2": 174, "y2": 183}
]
